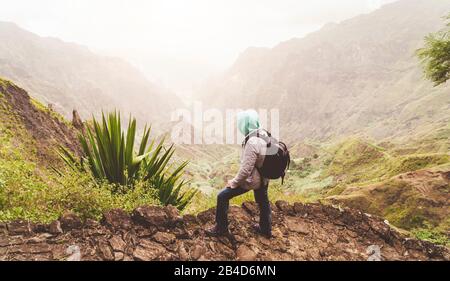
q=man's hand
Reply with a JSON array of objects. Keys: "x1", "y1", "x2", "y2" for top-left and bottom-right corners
[{"x1": 226, "y1": 179, "x2": 234, "y2": 189}]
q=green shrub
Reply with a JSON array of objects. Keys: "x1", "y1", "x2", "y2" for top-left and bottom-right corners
[
  {"x1": 59, "y1": 111, "x2": 197, "y2": 210},
  {"x1": 412, "y1": 227, "x2": 449, "y2": 246},
  {"x1": 0, "y1": 169, "x2": 163, "y2": 223}
]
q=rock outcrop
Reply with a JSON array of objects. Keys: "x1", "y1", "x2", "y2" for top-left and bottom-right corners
[
  {"x1": 71, "y1": 110, "x2": 84, "y2": 131},
  {"x1": 0, "y1": 202, "x2": 448, "y2": 261}
]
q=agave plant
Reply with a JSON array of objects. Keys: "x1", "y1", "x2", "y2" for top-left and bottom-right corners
[
  {"x1": 59, "y1": 111, "x2": 197, "y2": 210},
  {"x1": 78, "y1": 111, "x2": 148, "y2": 185},
  {"x1": 151, "y1": 166, "x2": 197, "y2": 210}
]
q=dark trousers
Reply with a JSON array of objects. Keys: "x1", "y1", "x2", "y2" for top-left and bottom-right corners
[{"x1": 215, "y1": 183, "x2": 272, "y2": 235}]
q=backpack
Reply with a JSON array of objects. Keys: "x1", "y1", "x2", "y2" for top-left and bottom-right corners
[{"x1": 243, "y1": 129, "x2": 291, "y2": 184}]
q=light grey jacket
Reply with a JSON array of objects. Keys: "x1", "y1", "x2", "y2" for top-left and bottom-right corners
[{"x1": 230, "y1": 130, "x2": 270, "y2": 190}]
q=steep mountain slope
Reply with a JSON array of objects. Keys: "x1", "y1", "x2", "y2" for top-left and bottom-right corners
[
  {"x1": 0, "y1": 77, "x2": 90, "y2": 222},
  {"x1": 0, "y1": 77, "x2": 164, "y2": 223},
  {"x1": 198, "y1": 0, "x2": 450, "y2": 141},
  {"x1": 328, "y1": 166, "x2": 450, "y2": 235},
  {"x1": 323, "y1": 138, "x2": 450, "y2": 186},
  {"x1": 0, "y1": 22, "x2": 180, "y2": 126},
  {"x1": 316, "y1": 136, "x2": 450, "y2": 240},
  {"x1": 0, "y1": 203, "x2": 449, "y2": 261},
  {"x1": 0, "y1": 77, "x2": 81, "y2": 166}
]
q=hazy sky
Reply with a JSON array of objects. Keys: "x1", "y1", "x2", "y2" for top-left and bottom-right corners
[{"x1": 0, "y1": 0, "x2": 397, "y2": 91}]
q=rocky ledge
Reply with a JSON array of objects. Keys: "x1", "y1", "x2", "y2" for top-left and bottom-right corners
[{"x1": 0, "y1": 201, "x2": 448, "y2": 261}]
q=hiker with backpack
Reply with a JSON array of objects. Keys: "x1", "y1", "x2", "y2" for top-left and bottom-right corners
[{"x1": 205, "y1": 110, "x2": 290, "y2": 238}]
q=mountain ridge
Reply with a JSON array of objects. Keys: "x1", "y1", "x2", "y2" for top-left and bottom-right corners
[
  {"x1": 198, "y1": 0, "x2": 450, "y2": 142},
  {"x1": 0, "y1": 21, "x2": 180, "y2": 129}
]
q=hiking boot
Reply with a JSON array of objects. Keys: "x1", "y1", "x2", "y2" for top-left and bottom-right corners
[
  {"x1": 252, "y1": 223, "x2": 272, "y2": 239},
  {"x1": 205, "y1": 225, "x2": 229, "y2": 237}
]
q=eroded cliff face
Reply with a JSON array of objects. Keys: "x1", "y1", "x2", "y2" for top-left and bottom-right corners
[{"x1": 1, "y1": 202, "x2": 448, "y2": 261}]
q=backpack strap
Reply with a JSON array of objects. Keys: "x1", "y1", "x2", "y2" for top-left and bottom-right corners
[
  {"x1": 279, "y1": 141, "x2": 291, "y2": 170},
  {"x1": 259, "y1": 129, "x2": 271, "y2": 137},
  {"x1": 243, "y1": 129, "x2": 272, "y2": 148}
]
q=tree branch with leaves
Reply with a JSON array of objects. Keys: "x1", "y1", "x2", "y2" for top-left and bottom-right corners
[{"x1": 417, "y1": 14, "x2": 450, "y2": 86}]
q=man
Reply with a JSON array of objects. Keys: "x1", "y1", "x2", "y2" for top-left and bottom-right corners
[{"x1": 206, "y1": 110, "x2": 272, "y2": 238}]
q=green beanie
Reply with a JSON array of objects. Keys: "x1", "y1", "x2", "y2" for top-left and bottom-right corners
[{"x1": 237, "y1": 110, "x2": 260, "y2": 136}]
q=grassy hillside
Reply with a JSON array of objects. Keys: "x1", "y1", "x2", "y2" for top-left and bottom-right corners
[
  {"x1": 327, "y1": 165, "x2": 450, "y2": 245},
  {"x1": 324, "y1": 138, "x2": 450, "y2": 189},
  {"x1": 319, "y1": 133, "x2": 450, "y2": 245},
  {"x1": 0, "y1": 78, "x2": 160, "y2": 222}
]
